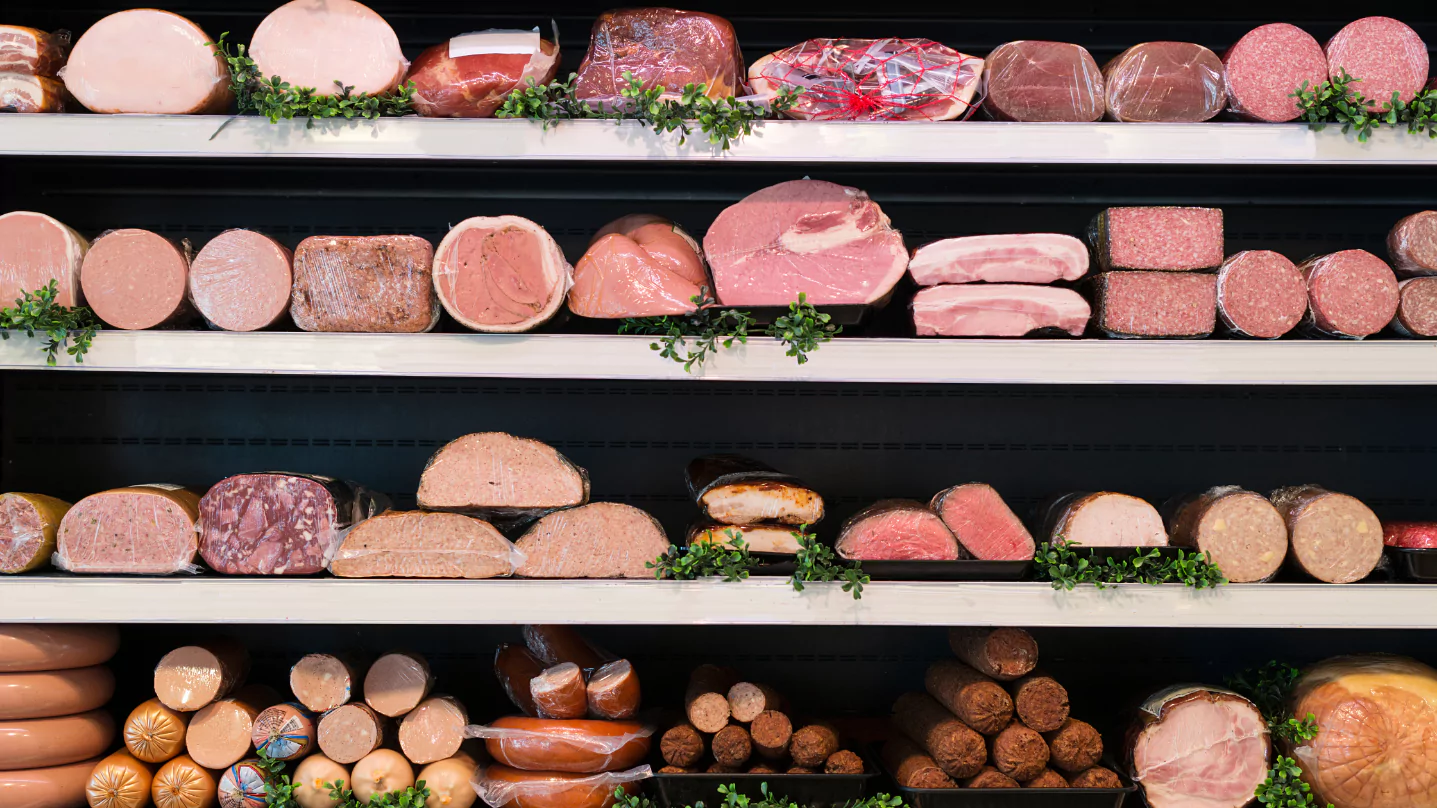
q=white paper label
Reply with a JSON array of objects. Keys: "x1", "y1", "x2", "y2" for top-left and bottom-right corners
[{"x1": 449, "y1": 28, "x2": 541, "y2": 59}]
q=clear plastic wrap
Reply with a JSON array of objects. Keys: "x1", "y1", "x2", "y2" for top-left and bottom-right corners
[
  {"x1": 0, "y1": 491, "x2": 70, "y2": 574},
  {"x1": 61, "y1": 9, "x2": 229, "y2": 114},
  {"x1": 472, "y1": 764, "x2": 651, "y2": 808},
  {"x1": 399, "y1": 695, "x2": 469, "y2": 765},
  {"x1": 187, "y1": 686, "x2": 281, "y2": 770},
  {"x1": 574, "y1": 9, "x2": 743, "y2": 104},
  {"x1": 1268, "y1": 485, "x2": 1382, "y2": 583},
  {"x1": 910, "y1": 285, "x2": 1091, "y2": 337},
  {"x1": 1102, "y1": 42, "x2": 1225, "y2": 123},
  {"x1": 513, "y1": 503, "x2": 669, "y2": 579},
  {"x1": 1392, "y1": 277, "x2": 1437, "y2": 338},
  {"x1": 1214, "y1": 250, "x2": 1307, "y2": 339},
  {"x1": 495, "y1": 644, "x2": 544, "y2": 716},
  {"x1": 290, "y1": 653, "x2": 361, "y2": 713},
  {"x1": 0, "y1": 210, "x2": 88, "y2": 308},
  {"x1": 330, "y1": 511, "x2": 524, "y2": 579},
  {"x1": 1041, "y1": 492, "x2": 1167, "y2": 546},
  {"x1": 1127, "y1": 686, "x2": 1268, "y2": 808},
  {"x1": 408, "y1": 29, "x2": 560, "y2": 118},
  {"x1": 80, "y1": 229, "x2": 194, "y2": 330},
  {"x1": 433, "y1": 217, "x2": 572, "y2": 333},
  {"x1": 217, "y1": 759, "x2": 266, "y2": 808},
  {"x1": 749, "y1": 38, "x2": 981, "y2": 121},
  {"x1": 586, "y1": 660, "x2": 641, "y2": 721},
  {"x1": 1296, "y1": 250, "x2": 1399, "y2": 339},
  {"x1": 250, "y1": 0, "x2": 407, "y2": 97},
  {"x1": 0, "y1": 26, "x2": 71, "y2": 77},
  {"x1": 982, "y1": 41, "x2": 1103, "y2": 122},
  {"x1": 1388, "y1": 210, "x2": 1437, "y2": 277},
  {"x1": 189, "y1": 230, "x2": 293, "y2": 332},
  {"x1": 417, "y1": 433, "x2": 590, "y2": 521},
  {"x1": 1222, "y1": 23, "x2": 1326, "y2": 123},
  {"x1": 53, "y1": 485, "x2": 202, "y2": 575},
  {"x1": 1324, "y1": 17, "x2": 1429, "y2": 112},
  {"x1": 0, "y1": 624, "x2": 119, "y2": 672},
  {"x1": 364, "y1": 651, "x2": 434, "y2": 718},
  {"x1": 291, "y1": 235, "x2": 438, "y2": 333},
  {"x1": 569, "y1": 215, "x2": 709, "y2": 319},
  {"x1": 467, "y1": 717, "x2": 653, "y2": 774},
  {"x1": 1162, "y1": 486, "x2": 1286, "y2": 582},
  {"x1": 532, "y1": 663, "x2": 587, "y2": 720},
  {"x1": 1293, "y1": 655, "x2": 1437, "y2": 808},
  {"x1": 835, "y1": 499, "x2": 963, "y2": 560},
  {"x1": 252, "y1": 703, "x2": 315, "y2": 761},
  {"x1": 0, "y1": 72, "x2": 67, "y2": 112},
  {"x1": 152, "y1": 639, "x2": 250, "y2": 713}
]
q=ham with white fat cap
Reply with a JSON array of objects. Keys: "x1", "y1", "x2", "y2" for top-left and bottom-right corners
[
  {"x1": 433, "y1": 216, "x2": 571, "y2": 332},
  {"x1": 911, "y1": 285, "x2": 1090, "y2": 337},
  {"x1": 908, "y1": 234, "x2": 1088, "y2": 286},
  {"x1": 250, "y1": 0, "x2": 406, "y2": 97},
  {"x1": 81, "y1": 230, "x2": 192, "y2": 330},
  {"x1": 0, "y1": 72, "x2": 66, "y2": 112},
  {"x1": 570, "y1": 215, "x2": 710, "y2": 318},
  {"x1": 704, "y1": 179, "x2": 908, "y2": 306},
  {"x1": 1041, "y1": 492, "x2": 1167, "y2": 547},
  {"x1": 188, "y1": 230, "x2": 293, "y2": 332},
  {"x1": 62, "y1": 9, "x2": 229, "y2": 114},
  {"x1": 1128, "y1": 686, "x2": 1268, "y2": 808},
  {"x1": 0, "y1": 212, "x2": 86, "y2": 308}
]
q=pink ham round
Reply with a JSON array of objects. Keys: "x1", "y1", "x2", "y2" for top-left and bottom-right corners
[
  {"x1": 62, "y1": 9, "x2": 230, "y2": 114},
  {"x1": 836, "y1": 500, "x2": 965, "y2": 561},
  {"x1": 189, "y1": 230, "x2": 293, "y2": 332},
  {"x1": 1223, "y1": 24, "x2": 1328, "y2": 122},
  {"x1": 0, "y1": 211, "x2": 87, "y2": 308},
  {"x1": 81, "y1": 229, "x2": 192, "y2": 330},
  {"x1": 433, "y1": 216, "x2": 571, "y2": 333},
  {"x1": 1129, "y1": 687, "x2": 1269, "y2": 808},
  {"x1": 1325, "y1": 17, "x2": 1428, "y2": 111},
  {"x1": 703, "y1": 179, "x2": 908, "y2": 306},
  {"x1": 569, "y1": 215, "x2": 709, "y2": 318},
  {"x1": 250, "y1": 0, "x2": 406, "y2": 97}
]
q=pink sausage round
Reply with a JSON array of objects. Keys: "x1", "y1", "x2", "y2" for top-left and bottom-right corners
[
  {"x1": 189, "y1": 230, "x2": 293, "y2": 332},
  {"x1": 81, "y1": 230, "x2": 191, "y2": 330}
]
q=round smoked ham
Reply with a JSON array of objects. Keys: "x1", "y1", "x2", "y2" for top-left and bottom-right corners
[
  {"x1": 0, "y1": 211, "x2": 87, "y2": 310},
  {"x1": 250, "y1": 0, "x2": 406, "y2": 97},
  {"x1": 1294, "y1": 655, "x2": 1437, "y2": 808},
  {"x1": 1127, "y1": 686, "x2": 1268, "y2": 808},
  {"x1": 407, "y1": 32, "x2": 559, "y2": 118},
  {"x1": 433, "y1": 216, "x2": 571, "y2": 333},
  {"x1": 569, "y1": 215, "x2": 709, "y2": 319},
  {"x1": 62, "y1": 10, "x2": 229, "y2": 114}
]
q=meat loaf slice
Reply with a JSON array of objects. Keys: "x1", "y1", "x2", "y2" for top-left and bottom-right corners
[
  {"x1": 0, "y1": 211, "x2": 86, "y2": 308},
  {"x1": 1269, "y1": 485, "x2": 1382, "y2": 583},
  {"x1": 930, "y1": 483, "x2": 1035, "y2": 561},
  {"x1": 1090, "y1": 207, "x2": 1224, "y2": 272},
  {"x1": 0, "y1": 26, "x2": 68, "y2": 76},
  {"x1": 1298, "y1": 250, "x2": 1399, "y2": 339},
  {"x1": 687, "y1": 523, "x2": 802, "y2": 555},
  {"x1": 55, "y1": 486, "x2": 201, "y2": 574},
  {"x1": 0, "y1": 72, "x2": 66, "y2": 112},
  {"x1": 291, "y1": 235, "x2": 438, "y2": 333},
  {"x1": 983, "y1": 41, "x2": 1104, "y2": 122},
  {"x1": 416, "y1": 432, "x2": 589, "y2": 521},
  {"x1": 330, "y1": 511, "x2": 520, "y2": 579},
  {"x1": 1216, "y1": 251, "x2": 1307, "y2": 339},
  {"x1": 911, "y1": 285, "x2": 1090, "y2": 337},
  {"x1": 1391, "y1": 277, "x2": 1437, "y2": 337},
  {"x1": 685, "y1": 455, "x2": 823, "y2": 526},
  {"x1": 570, "y1": 215, "x2": 708, "y2": 318},
  {"x1": 199, "y1": 474, "x2": 389, "y2": 575},
  {"x1": 1388, "y1": 211, "x2": 1437, "y2": 277},
  {"x1": 81, "y1": 229, "x2": 193, "y2": 330},
  {"x1": 704, "y1": 179, "x2": 908, "y2": 306},
  {"x1": 1091, "y1": 272, "x2": 1217, "y2": 338},
  {"x1": 0, "y1": 492, "x2": 70, "y2": 574},
  {"x1": 63, "y1": 10, "x2": 229, "y2": 114},
  {"x1": 1040, "y1": 492, "x2": 1167, "y2": 547},
  {"x1": 908, "y1": 234, "x2": 1088, "y2": 286},
  {"x1": 1222, "y1": 24, "x2": 1327, "y2": 122},
  {"x1": 406, "y1": 32, "x2": 559, "y2": 118},
  {"x1": 433, "y1": 216, "x2": 571, "y2": 332},
  {"x1": 1128, "y1": 687, "x2": 1268, "y2": 808},
  {"x1": 836, "y1": 500, "x2": 964, "y2": 561},
  {"x1": 1325, "y1": 17, "x2": 1428, "y2": 111},
  {"x1": 1103, "y1": 42, "x2": 1225, "y2": 122},
  {"x1": 250, "y1": 0, "x2": 406, "y2": 97},
  {"x1": 188, "y1": 230, "x2": 293, "y2": 332},
  {"x1": 514, "y1": 502, "x2": 668, "y2": 578},
  {"x1": 1162, "y1": 486, "x2": 1286, "y2": 583}
]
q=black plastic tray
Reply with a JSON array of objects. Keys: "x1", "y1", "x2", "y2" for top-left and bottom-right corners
[
  {"x1": 749, "y1": 557, "x2": 1031, "y2": 581},
  {"x1": 650, "y1": 767, "x2": 877, "y2": 808},
  {"x1": 894, "y1": 783, "x2": 1136, "y2": 808},
  {"x1": 1385, "y1": 547, "x2": 1437, "y2": 581}
]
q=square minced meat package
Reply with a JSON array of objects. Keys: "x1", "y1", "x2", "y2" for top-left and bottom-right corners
[{"x1": 1090, "y1": 206, "x2": 1224, "y2": 271}]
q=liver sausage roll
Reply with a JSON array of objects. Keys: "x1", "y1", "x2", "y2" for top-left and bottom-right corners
[
  {"x1": 1269, "y1": 485, "x2": 1382, "y2": 583},
  {"x1": 1163, "y1": 486, "x2": 1287, "y2": 583}
]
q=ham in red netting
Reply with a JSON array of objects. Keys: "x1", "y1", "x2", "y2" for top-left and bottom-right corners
[{"x1": 749, "y1": 38, "x2": 983, "y2": 121}]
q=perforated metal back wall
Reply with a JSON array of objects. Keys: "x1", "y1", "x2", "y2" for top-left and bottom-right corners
[{"x1": 8, "y1": 373, "x2": 1435, "y2": 537}]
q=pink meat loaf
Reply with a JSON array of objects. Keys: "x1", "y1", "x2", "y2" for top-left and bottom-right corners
[
  {"x1": 930, "y1": 484, "x2": 1035, "y2": 561},
  {"x1": 0, "y1": 26, "x2": 68, "y2": 76},
  {"x1": 188, "y1": 230, "x2": 293, "y2": 331},
  {"x1": 417, "y1": 432, "x2": 590, "y2": 518},
  {"x1": 0, "y1": 211, "x2": 86, "y2": 308},
  {"x1": 1390, "y1": 277, "x2": 1437, "y2": 338},
  {"x1": 62, "y1": 9, "x2": 230, "y2": 114},
  {"x1": 514, "y1": 502, "x2": 668, "y2": 578},
  {"x1": 1091, "y1": 272, "x2": 1218, "y2": 339},
  {"x1": 330, "y1": 511, "x2": 520, "y2": 579},
  {"x1": 911, "y1": 285, "x2": 1090, "y2": 337},
  {"x1": 199, "y1": 474, "x2": 388, "y2": 575},
  {"x1": 407, "y1": 31, "x2": 560, "y2": 118},
  {"x1": 250, "y1": 0, "x2": 407, "y2": 97},
  {"x1": 81, "y1": 229, "x2": 193, "y2": 330},
  {"x1": 1163, "y1": 486, "x2": 1287, "y2": 583},
  {"x1": 433, "y1": 216, "x2": 571, "y2": 333},
  {"x1": 290, "y1": 235, "x2": 437, "y2": 333},
  {"x1": 1388, "y1": 211, "x2": 1437, "y2": 276},
  {"x1": 1041, "y1": 492, "x2": 1167, "y2": 547},
  {"x1": 574, "y1": 8, "x2": 744, "y2": 102},
  {"x1": 569, "y1": 215, "x2": 709, "y2": 318},
  {"x1": 908, "y1": 234, "x2": 1088, "y2": 286},
  {"x1": 836, "y1": 500, "x2": 965, "y2": 561},
  {"x1": 1090, "y1": 207, "x2": 1224, "y2": 271},
  {"x1": 54, "y1": 486, "x2": 201, "y2": 574},
  {"x1": 983, "y1": 41, "x2": 1104, "y2": 122},
  {"x1": 1215, "y1": 250, "x2": 1307, "y2": 339},
  {"x1": 0, "y1": 72, "x2": 66, "y2": 112},
  {"x1": 1222, "y1": 24, "x2": 1327, "y2": 122},
  {"x1": 1324, "y1": 17, "x2": 1428, "y2": 111},
  {"x1": 704, "y1": 179, "x2": 909, "y2": 306},
  {"x1": 1269, "y1": 485, "x2": 1382, "y2": 583},
  {"x1": 1297, "y1": 250, "x2": 1399, "y2": 339},
  {"x1": 1104, "y1": 42, "x2": 1225, "y2": 122}
]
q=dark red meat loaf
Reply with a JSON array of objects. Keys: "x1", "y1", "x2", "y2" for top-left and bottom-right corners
[
  {"x1": 1223, "y1": 23, "x2": 1327, "y2": 122},
  {"x1": 1391, "y1": 277, "x2": 1437, "y2": 337},
  {"x1": 1091, "y1": 272, "x2": 1217, "y2": 338},
  {"x1": 290, "y1": 235, "x2": 438, "y2": 333},
  {"x1": 1297, "y1": 250, "x2": 1399, "y2": 339},
  {"x1": 983, "y1": 41, "x2": 1104, "y2": 122},
  {"x1": 1090, "y1": 207, "x2": 1224, "y2": 271},
  {"x1": 1388, "y1": 211, "x2": 1437, "y2": 277},
  {"x1": 1216, "y1": 250, "x2": 1307, "y2": 339},
  {"x1": 1103, "y1": 42, "x2": 1225, "y2": 122},
  {"x1": 574, "y1": 9, "x2": 744, "y2": 102},
  {"x1": 1325, "y1": 17, "x2": 1428, "y2": 111}
]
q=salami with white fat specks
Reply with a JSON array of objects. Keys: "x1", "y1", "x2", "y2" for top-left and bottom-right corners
[
  {"x1": 1325, "y1": 17, "x2": 1428, "y2": 112},
  {"x1": 1089, "y1": 207, "x2": 1223, "y2": 271},
  {"x1": 1216, "y1": 251, "x2": 1307, "y2": 339},
  {"x1": 1388, "y1": 211, "x2": 1437, "y2": 277},
  {"x1": 1162, "y1": 486, "x2": 1287, "y2": 583},
  {"x1": 1391, "y1": 277, "x2": 1437, "y2": 337},
  {"x1": 1222, "y1": 24, "x2": 1327, "y2": 122},
  {"x1": 199, "y1": 473, "x2": 389, "y2": 575},
  {"x1": 1297, "y1": 250, "x2": 1399, "y2": 339},
  {"x1": 1091, "y1": 272, "x2": 1217, "y2": 338},
  {"x1": 1269, "y1": 485, "x2": 1381, "y2": 584}
]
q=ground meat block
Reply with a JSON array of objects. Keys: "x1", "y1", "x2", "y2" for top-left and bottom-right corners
[
  {"x1": 1269, "y1": 485, "x2": 1382, "y2": 584},
  {"x1": 1216, "y1": 251, "x2": 1307, "y2": 339},
  {"x1": 948, "y1": 628, "x2": 1038, "y2": 681},
  {"x1": 712, "y1": 725, "x2": 752, "y2": 767},
  {"x1": 1092, "y1": 272, "x2": 1217, "y2": 339},
  {"x1": 290, "y1": 235, "x2": 438, "y2": 333},
  {"x1": 1090, "y1": 207, "x2": 1224, "y2": 271},
  {"x1": 1325, "y1": 17, "x2": 1429, "y2": 111},
  {"x1": 1103, "y1": 42, "x2": 1225, "y2": 122},
  {"x1": 825, "y1": 750, "x2": 864, "y2": 774},
  {"x1": 1298, "y1": 250, "x2": 1399, "y2": 339},
  {"x1": 660, "y1": 724, "x2": 705, "y2": 768},
  {"x1": 1024, "y1": 769, "x2": 1069, "y2": 788},
  {"x1": 1070, "y1": 766, "x2": 1122, "y2": 789},
  {"x1": 893, "y1": 692, "x2": 986, "y2": 779},
  {"x1": 789, "y1": 724, "x2": 839, "y2": 768},
  {"x1": 1163, "y1": 486, "x2": 1287, "y2": 583},
  {"x1": 1010, "y1": 675, "x2": 1069, "y2": 733},
  {"x1": 1044, "y1": 719, "x2": 1102, "y2": 773},
  {"x1": 924, "y1": 660, "x2": 1014, "y2": 735},
  {"x1": 990, "y1": 722, "x2": 1049, "y2": 782},
  {"x1": 1391, "y1": 277, "x2": 1437, "y2": 337},
  {"x1": 965, "y1": 767, "x2": 1020, "y2": 788},
  {"x1": 983, "y1": 41, "x2": 1104, "y2": 122},
  {"x1": 1389, "y1": 211, "x2": 1437, "y2": 276},
  {"x1": 883, "y1": 736, "x2": 956, "y2": 789},
  {"x1": 1222, "y1": 24, "x2": 1327, "y2": 122},
  {"x1": 751, "y1": 710, "x2": 792, "y2": 760}
]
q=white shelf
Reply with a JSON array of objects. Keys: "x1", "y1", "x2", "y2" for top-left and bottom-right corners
[
  {"x1": 3, "y1": 331, "x2": 1437, "y2": 384},
  {"x1": 0, "y1": 577, "x2": 1430, "y2": 627},
  {"x1": 1, "y1": 115, "x2": 1434, "y2": 164}
]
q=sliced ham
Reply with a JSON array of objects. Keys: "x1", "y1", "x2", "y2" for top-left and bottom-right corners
[
  {"x1": 62, "y1": 10, "x2": 229, "y2": 114},
  {"x1": 0, "y1": 26, "x2": 68, "y2": 76},
  {"x1": 0, "y1": 72, "x2": 66, "y2": 112},
  {"x1": 433, "y1": 216, "x2": 571, "y2": 333},
  {"x1": 569, "y1": 215, "x2": 709, "y2": 318},
  {"x1": 930, "y1": 484, "x2": 1035, "y2": 561},
  {"x1": 250, "y1": 0, "x2": 406, "y2": 97},
  {"x1": 1040, "y1": 492, "x2": 1167, "y2": 547},
  {"x1": 0, "y1": 211, "x2": 87, "y2": 308},
  {"x1": 836, "y1": 500, "x2": 965, "y2": 561},
  {"x1": 704, "y1": 179, "x2": 908, "y2": 306},
  {"x1": 908, "y1": 234, "x2": 1088, "y2": 286},
  {"x1": 1129, "y1": 686, "x2": 1268, "y2": 808},
  {"x1": 912, "y1": 285, "x2": 1090, "y2": 337},
  {"x1": 407, "y1": 31, "x2": 559, "y2": 118}
]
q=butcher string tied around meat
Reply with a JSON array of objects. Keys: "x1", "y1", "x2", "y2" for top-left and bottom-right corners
[{"x1": 762, "y1": 39, "x2": 983, "y2": 121}]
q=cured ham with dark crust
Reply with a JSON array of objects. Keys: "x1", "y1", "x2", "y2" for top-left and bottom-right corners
[
  {"x1": 685, "y1": 455, "x2": 823, "y2": 526},
  {"x1": 433, "y1": 216, "x2": 571, "y2": 333}
]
